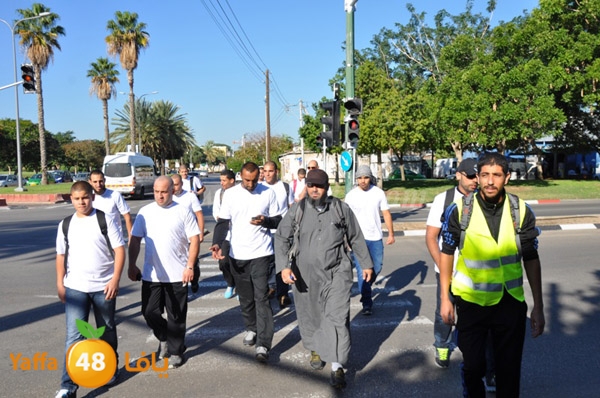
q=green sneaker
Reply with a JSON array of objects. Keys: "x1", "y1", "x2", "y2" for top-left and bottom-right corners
[
  {"x1": 310, "y1": 351, "x2": 325, "y2": 370},
  {"x1": 435, "y1": 347, "x2": 450, "y2": 368}
]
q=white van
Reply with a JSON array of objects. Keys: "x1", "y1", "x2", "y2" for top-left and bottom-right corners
[
  {"x1": 103, "y1": 152, "x2": 157, "y2": 199},
  {"x1": 433, "y1": 158, "x2": 457, "y2": 179}
]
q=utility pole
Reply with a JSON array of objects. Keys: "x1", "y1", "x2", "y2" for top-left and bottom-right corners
[
  {"x1": 344, "y1": 0, "x2": 358, "y2": 194},
  {"x1": 265, "y1": 69, "x2": 271, "y2": 162}
]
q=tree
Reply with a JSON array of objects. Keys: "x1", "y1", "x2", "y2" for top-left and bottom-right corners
[
  {"x1": 226, "y1": 133, "x2": 294, "y2": 171},
  {"x1": 87, "y1": 57, "x2": 120, "y2": 156},
  {"x1": 200, "y1": 140, "x2": 223, "y2": 170},
  {"x1": 16, "y1": 3, "x2": 65, "y2": 184},
  {"x1": 111, "y1": 98, "x2": 152, "y2": 154},
  {"x1": 106, "y1": 11, "x2": 149, "y2": 150},
  {"x1": 111, "y1": 100, "x2": 194, "y2": 175},
  {"x1": 63, "y1": 140, "x2": 105, "y2": 172}
]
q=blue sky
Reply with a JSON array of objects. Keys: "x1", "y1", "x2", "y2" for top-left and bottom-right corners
[{"x1": 1, "y1": 0, "x2": 539, "y2": 150}]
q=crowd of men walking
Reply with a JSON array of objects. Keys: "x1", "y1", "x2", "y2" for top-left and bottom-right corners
[{"x1": 53, "y1": 153, "x2": 544, "y2": 397}]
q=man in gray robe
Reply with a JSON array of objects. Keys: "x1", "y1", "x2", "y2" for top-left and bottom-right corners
[{"x1": 274, "y1": 169, "x2": 373, "y2": 389}]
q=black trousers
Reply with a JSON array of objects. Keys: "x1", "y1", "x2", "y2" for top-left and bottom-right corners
[
  {"x1": 141, "y1": 281, "x2": 188, "y2": 356},
  {"x1": 456, "y1": 292, "x2": 527, "y2": 398},
  {"x1": 230, "y1": 255, "x2": 274, "y2": 350},
  {"x1": 218, "y1": 240, "x2": 235, "y2": 288}
]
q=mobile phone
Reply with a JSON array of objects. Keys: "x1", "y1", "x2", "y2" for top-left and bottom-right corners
[{"x1": 252, "y1": 216, "x2": 261, "y2": 220}]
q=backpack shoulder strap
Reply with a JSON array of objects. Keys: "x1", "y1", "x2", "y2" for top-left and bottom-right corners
[
  {"x1": 458, "y1": 192, "x2": 475, "y2": 251},
  {"x1": 283, "y1": 181, "x2": 290, "y2": 199},
  {"x1": 443, "y1": 187, "x2": 456, "y2": 211},
  {"x1": 288, "y1": 198, "x2": 305, "y2": 261},
  {"x1": 62, "y1": 214, "x2": 74, "y2": 267},
  {"x1": 95, "y1": 210, "x2": 114, "y2": 258},
  {"x1": 331, "y1": 197, "x2": 351, "y2": 250},
  {"x1": 507, "y1": 192, "x2": 522, "y2": 255}
]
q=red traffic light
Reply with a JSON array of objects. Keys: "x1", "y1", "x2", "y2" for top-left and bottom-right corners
[{"x1": 21, "y1": 64, "x2": 36, "y2": 93}]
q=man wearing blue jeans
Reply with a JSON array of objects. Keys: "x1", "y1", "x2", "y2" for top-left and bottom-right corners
[
  {"x1": 55, "y1": 181, "x2": 125, "y2": 398},
  {"x1": 345, "y1": 165, "x2": 395, "y2": 315}
]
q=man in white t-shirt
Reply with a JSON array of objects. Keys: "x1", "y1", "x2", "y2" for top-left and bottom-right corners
[
  {"x1": 293, "y1": 167, "x2": 306, "y2": 202},
  {"x1": 55, "y1": 181, "x2": 125, "y2": 398},
  {"x1": 89, "y1": 170, "x2": 132, "y2": 239},
  {"x1": 128, "y1": 176, "x2": 200, "y2": 369},
  {"x1": 425, "y1": 158, "x2": 478, "y2": 369},
  {"x1": 210, "y1": 162, "x2": 280, "y2": 363},
  {"x1": 212, "y1": 169, "x2": 236, "y2": 299},
  {"x1": 178, "y1": 165, "x2": 206, "y2": 204},
  {"x1": 344, "y1": 165, "x2": 395, "y2": 315},
  {"x1": 261, "y1": 161, "x2": 294, "y2": 308},
  {"x1": 172, "y1": 173, "x2": 205, "y2": 293}
]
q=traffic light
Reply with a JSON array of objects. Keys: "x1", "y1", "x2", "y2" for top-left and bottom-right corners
[
  {"x1": 320, "y1": 100, "x2": 341, "y2": 146},
  {"x1": 21, "y1": 64, "x2": 36, "y2": 94},
  {"x1": 344, "y1": 98, "x2": 362, "y2": 144}
]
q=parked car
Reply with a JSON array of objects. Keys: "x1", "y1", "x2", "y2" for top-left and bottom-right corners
[
  {"x1": 388, "y1": 169, "x2": 426, "y2": 181},
  {"x1": 27, "y1": 173, "x2": 56, "y2": 185},
  {"x1": 50, "y1": 170, "x2": 73, "y2": 183},
  {"x1": 0, "y1": 174, "x2": 19, "y2": 187},
  {"x1": 198, "y1": 170, "x2": 209, "y2": 178},
  {"x1": 73, "y1": 172, "x2": 90, "y2": 182}
]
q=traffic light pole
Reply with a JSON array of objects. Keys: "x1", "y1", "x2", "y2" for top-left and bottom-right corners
[{"x1": 344, "y1": 1, "x2": 357, "y2": 195}]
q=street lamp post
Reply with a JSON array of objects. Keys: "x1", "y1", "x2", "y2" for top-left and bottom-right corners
[
  {"x1": 120, "y1": 90, "x2": 158, "y2": 153},
  {"x1": 1, "y1": 11, "x2": 50, "y2": 192}
]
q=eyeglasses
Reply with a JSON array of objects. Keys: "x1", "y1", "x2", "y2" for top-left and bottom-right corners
[
  {"x1": 306, "y1": 182, "x2": 325, "y2": 189},
  {"x1": 461, "y1": 172, "x2": 477, "y2": 180}
]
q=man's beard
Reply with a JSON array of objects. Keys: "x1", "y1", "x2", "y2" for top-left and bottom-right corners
[{"x1": 308, "y1": 194, "x2": 327, "y2": 208}]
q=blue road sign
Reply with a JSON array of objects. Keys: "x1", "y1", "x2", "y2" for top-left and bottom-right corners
[{"x1": 340, "y1": 151, "x2": 353, "y2": 172}]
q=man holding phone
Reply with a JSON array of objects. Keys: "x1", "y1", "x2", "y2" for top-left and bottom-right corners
[{"x1": 210, "y1": 162, "x2": 281, "y2": 363}]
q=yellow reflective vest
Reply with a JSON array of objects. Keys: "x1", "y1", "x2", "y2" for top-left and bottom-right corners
[{"x1": 451, "y1": 195, "x2": 526, "y2": 306}]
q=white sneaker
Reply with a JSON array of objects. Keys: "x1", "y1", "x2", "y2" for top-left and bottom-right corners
[
  {"x1": 54, "y1": 389, "x2": 75, "y2": 398},
  {"x1": 243, "y1": 330, "x2": 256, "y2": 346},
  {"x1": 255, "y1": 346, "x2": 269, "y2": 362}
]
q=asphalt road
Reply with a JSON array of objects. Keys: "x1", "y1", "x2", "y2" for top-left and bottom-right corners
[{"x1": 1, "y1": 188, "x2": 599, "y2": 397}]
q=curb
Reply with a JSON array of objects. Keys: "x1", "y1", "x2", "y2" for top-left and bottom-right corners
[
  {"x1": 389, "y1": 223, "x2": 600, "y2": 237},
  {"x1": 0, "y1": 193, "x2": 71, "y2": 205}
]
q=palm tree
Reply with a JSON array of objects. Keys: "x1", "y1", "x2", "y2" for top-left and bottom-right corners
[
  {"x1": 110, "y1": 98, "x2": 152, "y2": 153},
  {"x1": 16, "y1": 3, "x2": 65, "y2": 185},
  {"x1": 111, "y1": 100, "x2": 194, "y2": 174},
  {"x1": 105, "y1": 11, "x2": 150, "y2": 151},
  {"x1": 201, "y1": 140, "x2": 221, "y2": 171},
  {"x1": 87, "y1": 57, "x2": 119, "y2": 156}
]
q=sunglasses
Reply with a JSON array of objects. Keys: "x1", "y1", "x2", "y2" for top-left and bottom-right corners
[
  {"x1": 306, "y1": 182, "x2": 325, "y2": 189},
  {"x1": 461, "y1": 172, "x2": 477, "y2": 179},
  {"x1": 307, "y1": 166, "x2": 317, "y2": 170}
]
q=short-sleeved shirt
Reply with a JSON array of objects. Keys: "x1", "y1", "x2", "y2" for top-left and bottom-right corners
[
  {"x1": 56, "y1": 209, "x2": 125, "y2": 292},
  {"x1": 218, "y1": 183, "x2": 278, "y2": 260},
  {"x1": 92, "y1": 188, "x2": 130, "y2": 236},
  {"x1": 172, "y1": 190, "x2": 203, "y2": 214},
  {"x1": 426, "y1": 187, "x2": 463, "y2": 273},
  {"x1": 131, "y1": 201, "x2": 200, "y2": 282},
  {"x1": 182, "y1": 176, "x2": 203, "y2": 194},
  {"x1": 344, "y1": 184, "x2": 390, "y2": 241}
]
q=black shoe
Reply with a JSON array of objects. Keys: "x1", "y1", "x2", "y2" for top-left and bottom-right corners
[
  {"x1": 330, "y1": 368, "x2": 346, "y2": 389},
  {"x1": 361, "y1": 307, "x2": 372, "y2": 316}
]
